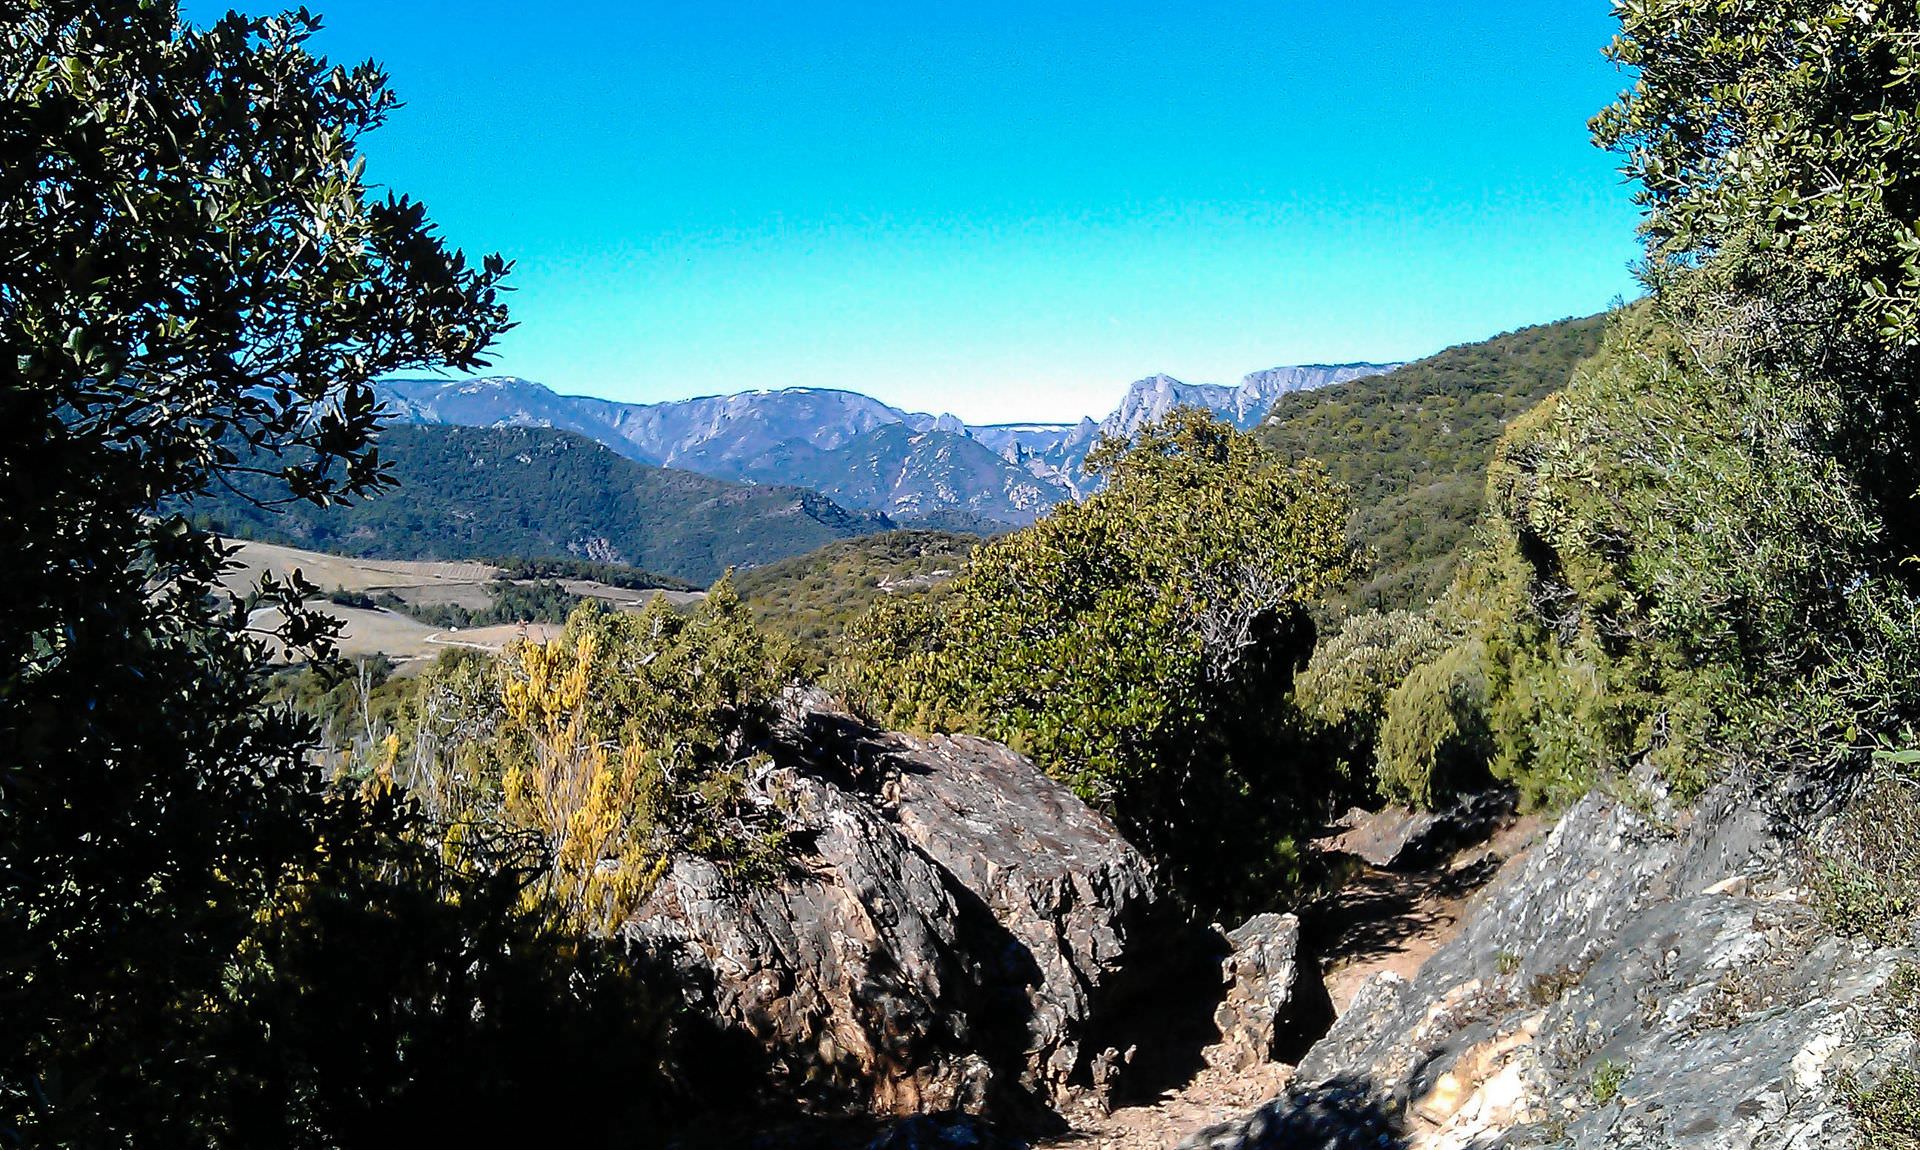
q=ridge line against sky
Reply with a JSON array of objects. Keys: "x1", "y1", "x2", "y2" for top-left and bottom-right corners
[{"x1": 195, "y1": 1, "x2": 1645, "y2": 424}]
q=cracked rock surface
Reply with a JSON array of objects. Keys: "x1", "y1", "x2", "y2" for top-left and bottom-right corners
[
  {"x1": 1202, "y1": 769, "x2": 1914, "y2": 1150},
  {"x1": 631, "y1": 693, "x2": 1159, "y2": 1126}
]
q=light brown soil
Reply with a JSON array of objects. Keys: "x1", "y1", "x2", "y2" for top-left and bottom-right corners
[
  {"x1": 225, "y1": 538, "x2": 703, "y2": 666},
  {"x1": 1041, "y1": 1063, "x2": 1294, "y2": 1149},
  {"x1": 219, "y1": 539, "x2": 505, "y2": 594},
  {"x1": 1039, "y1": 814, "x2": 1545, "y2": 1149},
  {"x1": 1318, "y1": 814, "x2": 1544, "y2": 1013}
]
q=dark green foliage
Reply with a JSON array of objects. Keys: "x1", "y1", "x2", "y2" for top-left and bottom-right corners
[
  {"x1": 1448, "y1": 312, "x2": 1920, "y2": 806},
  {"x1": 1340, "y1": 0, "x2": 1920, "y2": 809},
  {"x1": 1258, "y1": 315, "x2": 1607, "y2": 610},
  {"x1": 839, "y1": 411, "x2": 1353, "y2": 917},
  {"x1": 1374, "y1": 641, "x2": 1493, "y2": 809},
  {"x1": 1593, "y1": 0, "x2": 1920, "y2": 565},
  {"x1": 734, "y1": 529, "x2": 980, "y2": 658},
  {"x1": 206, "y1": 788, "x2": 675, "y2": 1147},
  {"x1": 491, "y1": 556, "x2": 699, "y2": 592},
  {"x1": 1295, "y1": 608, "x2": 1451, "y2": 792},
  {"x1": 0, "y1": 4, "x2": 673, "y2": 1142},
  {"x1": 186, "y1": 423, "x2": 893, "y2": 584},
  {"x1": 324, "y1": 586, "x2": 382, "y2": 610},
  {"x1": 397, "y1": 578, "x2": 584, "y2": 629}
]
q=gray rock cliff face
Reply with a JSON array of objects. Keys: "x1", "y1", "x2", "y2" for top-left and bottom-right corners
[
  {"x1": 1195, "y1": 769, "x2": 1910, "y2": 1150},
  {"x1": 624, "y1": 696, "x2": 1158, "y2": 1122},
  {"x1": 1097, "y1": 363, "x2": 1400, "y2": 442},
  {"x1": 378, "y1": 362, "x2": 1397, "y2": 528}
]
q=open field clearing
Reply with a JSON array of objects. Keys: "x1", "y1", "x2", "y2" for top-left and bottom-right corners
[
  {"x1": 227, "y1": 539, "x2": 700, "y2": 667},
  {"x1": 219, "y1": 540, "x2": 500, "y2": 596}
]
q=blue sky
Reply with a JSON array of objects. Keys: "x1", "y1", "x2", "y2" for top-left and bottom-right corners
[{"x1": 218, "y1": 2, "x2": 1643, "y2": 422}]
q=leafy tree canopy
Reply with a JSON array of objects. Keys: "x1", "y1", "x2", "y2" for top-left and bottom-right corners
[
  {"x1": 839, "y1": 410, "x2": 1353, "y2": 916},
  {"x1": 1594, "y1": 0, "x2": 1920, "y2": 549},
  {"x1": 1, "y1": 4, "x2": 670, "y2": 1142}
]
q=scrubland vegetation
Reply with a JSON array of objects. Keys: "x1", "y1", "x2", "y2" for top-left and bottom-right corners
[
  {"x1": 9, "y1": 0, "x2": 1920, "y2": 1144},
  {"x1": 733, "y1": 529, "x2": 980, "y2": 659},
  {"x1": 1259, "y1": 313, "x2": 1607, "y2": 611},
  {"x1": 838, "y1": 410, "x2": 1355, "y2": 914}
]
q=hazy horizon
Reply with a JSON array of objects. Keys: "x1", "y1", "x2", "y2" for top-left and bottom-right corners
[
  {"x1": 206, "y1": 1, "x2": 1645, "y2": 423},
  {"x1": 383, "y1": 345, "x2": 1449, "y2": 425}
]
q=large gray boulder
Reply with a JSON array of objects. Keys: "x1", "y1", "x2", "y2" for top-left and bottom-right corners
[
  {"x1": 1221, "y1": 766, "x2": 1916, "y2": 1150},
  {"x1": 625, "y1": 696, "x2": 1157, "y2": 1122}
]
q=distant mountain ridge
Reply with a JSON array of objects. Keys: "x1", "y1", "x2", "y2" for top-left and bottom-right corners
[
  {"x1": 1097, "y1": 363, "x2": 1395, "y2": 440},
  {"x1": 381, "y1": 361, "x2": 1399, "y2": 527},
  {"x1": 185, "y1": 424, "x2": 891, "y2": 584}
]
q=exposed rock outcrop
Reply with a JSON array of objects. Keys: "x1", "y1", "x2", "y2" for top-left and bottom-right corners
[
  {"x1": 1203, "y1": 766, "x2": 1913, "y2": 1149},
  {"x1": 627, "y1": 696, "x2": 1158, "y2": 1124},
  {"x1": 1325, "y1": 788, "x2": 1517, "y2": 872},
  {"x1": 1205, "y1": 914, "x2": 1334, "y2": 1072},
  {"x1": 1173, "y1": 1080, "x2": 1405, "y2": 1150}
]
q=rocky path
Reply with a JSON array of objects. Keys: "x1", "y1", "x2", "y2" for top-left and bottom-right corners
[
  {"x1": 1038, "y1": 1064, "x2": 1294, "y2": 1150},
  {"x1": 1039, "y1": 807, "x2": 1543, "y2": 1150},
  {"x1": 1316, "y1": 812, "x2": 1543, "y2": 1013}
]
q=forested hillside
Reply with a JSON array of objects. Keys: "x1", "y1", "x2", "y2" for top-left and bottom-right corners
[
  {"x1": 1258, "y1": 314, "x2": 1607, "y2": 609},
  {"x1": 20, "y1": 2, "x2": 1920, "y2": 1146},
  {"x1": 734, "y1": 529, "x2": 980, "y2": 655},
  {"x1": 187, "y1": 424, "x2": 891, "y2": 583}
]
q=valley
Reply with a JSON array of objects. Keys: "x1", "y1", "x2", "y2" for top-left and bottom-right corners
[
  {"x1": 224, "y1": 539, "x2": 702, "y2": 666},
  {"x1": 184, "y1": 423, "x2": 890, "y2": 585},
  {"x1": 21, "y1": 5, "x2": 1920, "y2": 1148},
  {"x1": 378, "y1": 361, "x2": 1400, "y2": 529},
  {"x1": 201, "y1": 317, "x2": 1609, "y2": 670}
]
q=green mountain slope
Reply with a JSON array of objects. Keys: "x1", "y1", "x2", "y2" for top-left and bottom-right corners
[
  {"x1": 734, "y1": 529, "x2": 981, "y2": 654},
  {"x1": 186, "y1": 424, "x2": 893, "y2": 584},
  {"x1": 1258, "y1": 313, "x2": 1610, "y2": 609}
]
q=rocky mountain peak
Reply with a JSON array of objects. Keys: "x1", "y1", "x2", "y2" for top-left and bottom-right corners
[{"x1": 378, "y1": 359, "x2": 1400, "y2": 529}]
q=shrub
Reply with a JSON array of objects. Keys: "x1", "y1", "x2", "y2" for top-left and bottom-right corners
[
  {"x1": 1589, "y1": 1059, "x2": 1630, "y2": 1107},
  {"x1": 1296, "y1": 608, "x2": 1450, "y2": 790},
  {"x1": 405, "y1": 579, "x2": 801, "y2": 929},
  {"x1": 837, "y1": 410, "x2": 1354, "y2": 916},
  {"x1": 1809, "y1": 750, "x2": 1920, "y2": 947},
  {"x1": 1432, "y1": 310, "x2": 1920, "y2": 806},
  {"x1": 1841, "y1": 1069, "x2": 1920, "y2": 1150},
  {"x1": 1374, "y1": 641, "x2": 1493, "y2": 809}
]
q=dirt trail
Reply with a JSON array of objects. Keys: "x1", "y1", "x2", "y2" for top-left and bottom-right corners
[
  {"x1": 1039, "y1": 814, "x2": 1543, "y2": 1150},
  {"x1": 1315, "y1": 814, "x2": 1542, "y2": 1013}
]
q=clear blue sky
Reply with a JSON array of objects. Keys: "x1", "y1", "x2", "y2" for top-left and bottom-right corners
[{"x1": 206, "y1": 1, "x2": 1644, "y2": 423}]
